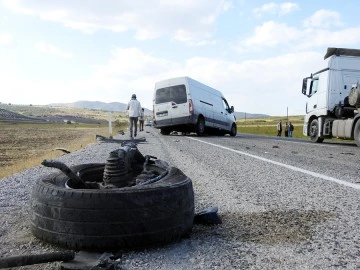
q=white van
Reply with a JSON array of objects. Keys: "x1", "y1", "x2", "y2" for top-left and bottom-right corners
[{"x1": 153, "y1": 76, "x2": 237, "y2": 136}]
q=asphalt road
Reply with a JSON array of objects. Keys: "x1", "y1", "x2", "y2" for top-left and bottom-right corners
[
  {"x1": 125, "y1": 128, "x2": 360, "y2": 269},
  {"x1": 2, "y1": 127, "x2": 358, "y2": 269}
]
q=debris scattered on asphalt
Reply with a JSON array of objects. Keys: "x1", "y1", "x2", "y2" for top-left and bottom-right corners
[
  {"x1": 61, "y1": 251, "x2": 121, "y2": 270},
  {"x1": 194, "y1": 207, "x2": 222, "y2": 225},
  {"x1": 55, "y1": 148, "x2": 71, "y2": 154},
  {"x1": 0, "y1": 251, "x2": 75, "y2": 269}
]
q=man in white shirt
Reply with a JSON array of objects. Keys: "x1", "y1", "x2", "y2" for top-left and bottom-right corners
[{"x1": 126, "y1": 94, "x2": 142, "y2": 138}]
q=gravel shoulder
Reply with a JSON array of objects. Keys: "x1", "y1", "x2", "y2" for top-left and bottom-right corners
[{"x1": 1, "y1": 128, "x2": 359, "y2": 269}]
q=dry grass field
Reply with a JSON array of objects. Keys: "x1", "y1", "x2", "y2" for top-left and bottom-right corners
[
  {"x1": 0, "y1": 103, "x2": 128, "y2": 121},
  {"x1": 0, "y1": 123, "x2": 116, "y2": 179},
  {"x1": 0, "y1": 104, "x2": 130, "y2": 180}
]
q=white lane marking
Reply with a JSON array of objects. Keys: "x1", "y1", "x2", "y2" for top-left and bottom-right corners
[
  {"x1": 238, "y1": 134, "x2": 341, "y2": 148},
  {"x1": 188, "y1": 137, "x2": 360, "y2": 191}
]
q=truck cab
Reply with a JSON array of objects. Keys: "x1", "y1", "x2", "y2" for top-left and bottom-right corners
[{"x1": 302, "y1": 48, "x2": 360, "y2": 146}]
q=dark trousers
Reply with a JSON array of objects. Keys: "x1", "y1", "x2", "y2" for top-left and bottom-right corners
[
  {"x1": 139, "y1": 120, "x2": 144, "y2": 131},
  {"x1": 129, "y1": 117, "x2": 138, "y2": 137}
]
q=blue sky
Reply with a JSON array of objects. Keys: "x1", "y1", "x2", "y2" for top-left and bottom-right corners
[{"x1": 1, "y1": 0, "x2": 359, "y2": 116}]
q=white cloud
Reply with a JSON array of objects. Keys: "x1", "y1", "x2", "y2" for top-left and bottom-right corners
[
  {"x1": 1, "y1": 0, "x2": 231, "y2": 44},
  {"x1": 279, "y1": 2, "x2": 300, "y2": 15},
  {"x1": 297, "y1": 27, "x2": 360, "y2": 50},
  {"x1": 234, "y1": 7, "x2": 357, "y2": 53},
  {"x1": 0, "y1": 32, "x2": 12, "y2": 45},
  {"x1": 235, "y1": 21, "x2": 301, "y2": 52},
  {"x1": 253, "y1": 2, "x2": 299, "y2": 17},
  {"x1": 303, "y1": 9, "x2": 343, "y2": 29},
  {"x1": 35, "y1": 41, "x2": 73, "y2": 58}
]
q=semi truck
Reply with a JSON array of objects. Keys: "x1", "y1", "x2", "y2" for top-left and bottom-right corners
[{"x1": 302, "y1": 47, "x2": 360, "y2": 147}]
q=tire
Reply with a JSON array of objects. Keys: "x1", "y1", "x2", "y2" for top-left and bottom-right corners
[
  {"x1": 229, "y1": 123, "x2": 237, "y2": 137},
  {"x1": 196, "y1": 116, "x2": 205, "y2": 135},
  {"x1": 354, "y1": 120, "x2": 360, "y2": 147},
  {"x1": 30, "y1": 163, "x2": 194, "y2": 250},
  {"x1": 309, "y1": 119, "x2": 324, "y2": 143}
]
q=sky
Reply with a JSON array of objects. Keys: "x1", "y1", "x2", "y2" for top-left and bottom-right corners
[{"x1": 0, "y1": 0, "x2": 359, "y2": 116}]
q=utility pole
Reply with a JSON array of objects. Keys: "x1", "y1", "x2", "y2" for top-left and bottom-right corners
[
  {"x1": 108, "y1": 112, "x2": 113, "y2": 138},
  {"x1": 287, "y1": 107, "x2": 288, "y2": 120}
]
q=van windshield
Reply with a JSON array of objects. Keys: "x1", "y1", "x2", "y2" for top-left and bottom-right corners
[{"x1": 155, "y1": 84, "x2": 187, "y2": 104}]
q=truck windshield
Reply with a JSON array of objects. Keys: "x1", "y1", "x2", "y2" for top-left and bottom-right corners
[{"x1": 155, "y1": 84, "x2": 187, "y2": 104}]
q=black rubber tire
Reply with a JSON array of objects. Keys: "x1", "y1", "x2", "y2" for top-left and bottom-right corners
[
  {"x1": 309, "y1": 119, "x2": 324, "y2": 143},
  {"x1": 229, "y1": 123, "x2": 237, "y2": 137},
  {"x1": 160, "y1": 128, "x2": 171, "y2": 135},
  {"x1": 354, "y1": 120, "x2": 360, "y2": 147},
  {"x1": 196, "y1": 116, "x2": 205, "y2": 135},
  {"x1": 30, "y1": 163, "x2": 194, "y2": 250}
]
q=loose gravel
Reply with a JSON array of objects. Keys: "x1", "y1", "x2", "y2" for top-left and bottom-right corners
[{"x1": 1, "y1": 128, "x2": 359, "y2": 269}]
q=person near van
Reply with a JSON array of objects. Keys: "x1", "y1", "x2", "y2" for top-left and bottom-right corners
[
  {"x1": 277, "y1": 121, "x2": 282, "y2": 136},
  {"x1": 139, "y1": 108, "x2": 145, "y2": 131},
  {"x1": 126, "y1": 94, "x2": 142, "y2": 138}
]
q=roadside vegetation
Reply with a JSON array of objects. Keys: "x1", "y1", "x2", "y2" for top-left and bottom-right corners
[
  {"x1": 0, "y1": 121, "x2": 128, "y2": 180},
  {"x1": 237, "y1": 115, "x2": 306, "y2": 138}
]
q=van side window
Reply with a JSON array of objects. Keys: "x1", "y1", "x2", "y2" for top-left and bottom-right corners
[
  {"x1": 155, "y1": 85, "x2": 187, "y2": 104},
  {"x1": 222, "y1": 98, "x2": 230, "y2": 112}
]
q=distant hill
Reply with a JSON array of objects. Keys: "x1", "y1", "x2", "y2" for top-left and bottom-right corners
[
  {"x1": 50, "y1": 101, "x2": 269, "y2": 119},
  {"x1": 0, "y1": 103, "x2": 108, "y2": 124},
  {"x1": 233, "y1": 112, "x2": 269, "y2": 119},
  {"x1": 49, "y1": 101, "x2": 153, "y2": 115},
  {"x1": 0, "y1": 108, "x2": 47, "y2": 123}
]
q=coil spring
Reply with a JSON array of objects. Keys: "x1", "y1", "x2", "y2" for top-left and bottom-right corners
[{"x1": 103, "y1": 149, "x2": 128, "y2": 185}]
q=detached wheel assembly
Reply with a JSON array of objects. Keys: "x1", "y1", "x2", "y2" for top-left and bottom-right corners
[{"x1": 30, "y1": 143, "x2": 194, "y2": 250}]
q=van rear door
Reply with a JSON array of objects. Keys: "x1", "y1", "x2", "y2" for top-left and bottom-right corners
[{"x1": 154, "y1": 84, "x2": 188, "y2": 126}]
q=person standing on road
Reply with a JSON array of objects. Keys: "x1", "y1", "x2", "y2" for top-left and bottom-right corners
[
  {"x1": 277, "y1": 121, "x2": 282, "y2": 136},
  {"x1": 126, "y1": 94, "x2": 142, "y2": 138},
  {"x1": 139, "y1": 108, "x2": 145, "y2": 132}
]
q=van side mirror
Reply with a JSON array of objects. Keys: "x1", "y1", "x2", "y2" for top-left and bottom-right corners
[{"x1": 230, "y1": 106, "x2": 234, "y2": 113}]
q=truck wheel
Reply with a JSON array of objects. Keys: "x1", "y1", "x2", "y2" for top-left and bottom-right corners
[
  {"x1": 229, "y1": 123, "x2": 237, "y2": 137},
  {"x1": 309, "y1": 119, "x2": 324, "y2": 143},
  {"x1": 196, "y1": 116, "x2": 205, "y2": 135},
  {"x1": 30, "y1": 163, "x2": 194, "y2": 250},
  {"x1": 354, "y1": 120, "x2": 360, "y2": 147}
]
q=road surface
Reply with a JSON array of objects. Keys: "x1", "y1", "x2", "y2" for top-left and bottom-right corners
[{"x1": 124, "y1": 128, "x2": 360, "y2": 269}]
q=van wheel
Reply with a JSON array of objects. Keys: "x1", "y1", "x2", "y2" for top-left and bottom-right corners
[
  {"x1": 354, "y1": 120, "x2": 360, "y2": 147},
  {"x1": 230, "y1": 123, "x2": 237, "y2": 137},
  {"x1": 309, "y1": 119, "x2": 324, "y2": 143},
  {"x1": 160, "y1": 128, "x2": 171, "y2": 135},
  {"x1": 196, "y1": 117, "x2": 205, "y2": 135}
]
